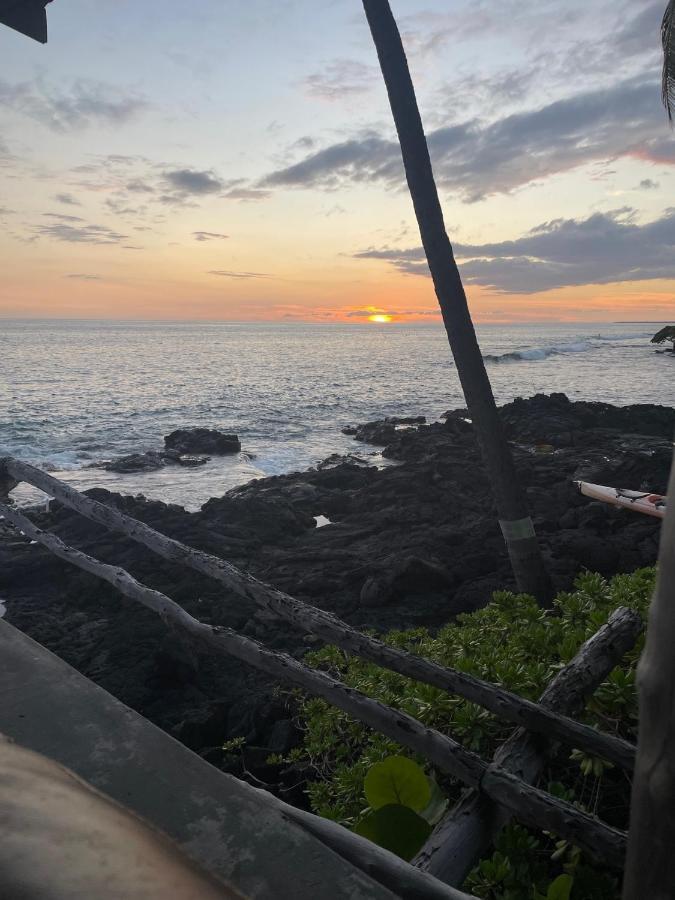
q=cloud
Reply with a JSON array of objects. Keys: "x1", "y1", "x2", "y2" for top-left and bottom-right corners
[
  {"x1": 638, "y1": 178, "x2": 660, "y2": 189},
  {"x1": 302, "y1": 59, "x2": 377, "y2": 101},
  {"x1": 208, "y1": 270, "x2": 270, "y2": 279},
  {"x1": 67, "y1": 159, "x2": 270, "y2": 213},
  {"x1": 126, "y1": 179, "x2": 155, "y2": 193},
  {"x1": 43, "y1": 213, "x2": 86, "y2": 222},
  {"x1": 36, "y1": 221, "x2": 128, "y2": 244},
  {"x1": 261, "y1": 76, "x2": 673, "y2": 202},
  {"x1": 355, "y1": 245, "x2": 427, "y2": 272},
  {"x1": 356, "y1": 208, "x2": 675, "y2": 293},
  {"x1": 0, "y1": 77, "x2": 146, "y2": 133},
  {"x1": 104, "y1": 197, "x2": 147, "y2": 216},
  {"x1": 613, "y1": 0, "x2": 663, "y2": 58},
  {"x1": 155, "y1": 168, "x2": 227, "y2": 206},
  {"x1": 261, "y1": 134, "x2": 399, "y2": 190},
  {"x1": 344, "y1": 308, "x2": 391, "y2": 318},
  {"x1": 400, "y1": 0, "x2": 661, "y2": 72},
  {"x1": 53, "y1": 193, "x2": 81, "y2": 206},
  {"x1": 430, "y1": 68, "x2": 536, "y2": 123},
  {"x1": 65, "y1": 273, "x2": 101, "y2": 280},
  {"x1": 193, "y1": 231, "x2": 228, "y2": 241},
  {"x1": 161, "y1": 173, "x2": 270, "y2": 202},
  {"x1": 223, "y1": 187, "x2": 272, "y2": 201},
  {"x1": 163, "y1": 168, "x2": 223, "y2": 194},
  {"x1": 343, "y1": 306, "x2": 441, "y2": 318}
]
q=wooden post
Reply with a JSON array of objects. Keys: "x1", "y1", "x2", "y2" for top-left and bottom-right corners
[
  {"x1": 623, "y1": 448, "x2": 675, "y2": 898},
  {"x1": 0, "y1": 458, "x2": 634, "y2": 770},
  {"x1": 415, "y1": 607, "x2": 642, "y2": 885},
  {"x1": 360, "y1": 0, "x2": 553, "y2": 605}
]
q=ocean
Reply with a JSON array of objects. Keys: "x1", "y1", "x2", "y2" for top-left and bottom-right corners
[{"x1": 1, "y1": 319, "x2": 672, "y2": 509}]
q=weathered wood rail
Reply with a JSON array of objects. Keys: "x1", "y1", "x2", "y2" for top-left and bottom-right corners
[
  {"x1": 414, "y1": 607, "x2": 641, "y2": 885},
  {"x1": 1, "y1": 458, "x2": 635, "y2": 771},
  {"x1": 0, "y1": 457, "x2": 642, "y2": 885}
]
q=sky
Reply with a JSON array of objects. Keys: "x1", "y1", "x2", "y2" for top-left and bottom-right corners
[{"x1": 0, "y1": 0, "x2": 673, "y2": 323}]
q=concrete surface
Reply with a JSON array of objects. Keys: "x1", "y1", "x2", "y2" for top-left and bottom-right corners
[{"x1": 0, "y1": 620, "x2": 396, "y2": 900}]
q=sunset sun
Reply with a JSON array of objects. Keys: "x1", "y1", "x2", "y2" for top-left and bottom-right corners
[{"x1": 368, "y1": 314, "x2": 393, "y2": 323}]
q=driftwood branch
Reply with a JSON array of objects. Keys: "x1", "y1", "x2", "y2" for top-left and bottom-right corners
[
  {"x1": 0, "y1": 501, "x2": 627, "y2": 869},
  {"x1": 1, "y1": 458, "x2": 635, "y2": 772},
  {"x1": 415, "y1": 607, "x2": 642, "y2": 886},
  {"x1": 623, "y1": 449, "x2": 675, "y2": 898}
]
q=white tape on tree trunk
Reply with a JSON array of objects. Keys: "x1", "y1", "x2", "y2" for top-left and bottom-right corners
[{"x1": 499, "y1": 517, "x2": 536, "y2": 542}]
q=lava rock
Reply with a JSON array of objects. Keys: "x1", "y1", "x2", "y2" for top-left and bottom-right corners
[
  {"x1": 165, "y1": 428, "x2": 241, "y2": 455},
  {"x1": 104, "y1": 451, "x2": 166, "y2": 473},
  {"x1": 176, "y1": 454, "x2": 210, "y2": 468},
  {"x1": 349, "y1": 415, "x2": 426, "y2": 446},
  {"x1": 317, "y1": 453, "x2": 369, "y2": 470},
  {"x1": 360, "y1": 575, "x2": 394, "y2": 608},
  {"x1": 102, "y1": 449, "x2": 210, "y2": 473}
]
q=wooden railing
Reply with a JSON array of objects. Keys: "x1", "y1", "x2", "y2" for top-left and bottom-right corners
[{"x1": 0, "y1": 457, "x2": 643, "y2": 892}]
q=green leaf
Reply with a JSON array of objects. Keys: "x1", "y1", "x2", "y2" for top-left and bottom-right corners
[
  {"x1": 546, "y1": 874, "x2": 574, "y2": 900},
  {"x1": 364, "y1": 756, "x2": 431, "y2": 812},
  {"x1": 353, "y1": 804, "x2": 432, "y2": 860}
]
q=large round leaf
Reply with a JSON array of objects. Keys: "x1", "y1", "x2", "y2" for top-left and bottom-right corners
[
  {"x1": 353, "y1": 804, "x2": 432, "y2": 860},
  {"x1": 546, "y1": 875, "x2": 574, "y2": 900},
  {"x1": 364, "y1": 756, "x2": 431, "y2": 812}
]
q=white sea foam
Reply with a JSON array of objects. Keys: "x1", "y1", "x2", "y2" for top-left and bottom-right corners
[
  {"x1": 5, "y1": 448, "x2": 87, "y2": 472},
  {"x1": 484, "y1": 340, "x2": 594, "y2": 363}
]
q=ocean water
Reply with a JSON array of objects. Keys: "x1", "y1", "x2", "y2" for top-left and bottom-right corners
[{"x1": 1, "y1": 319, "x2": 672, "y2": 509}]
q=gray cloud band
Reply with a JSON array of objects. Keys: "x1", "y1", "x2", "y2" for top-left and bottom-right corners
[
  {"x1": 260, "y1": 77, "x2": 672, "y2": 204},
  {"x1": 355, "y1": 208, "x2": 675, "y2": 294}
]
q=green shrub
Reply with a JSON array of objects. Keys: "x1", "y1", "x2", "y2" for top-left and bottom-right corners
[{"x1": 285, "y1": 568, "x2": 654, "y2": 898}]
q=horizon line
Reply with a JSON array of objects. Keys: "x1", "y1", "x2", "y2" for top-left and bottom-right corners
[{"x1": 1, "y1": 316, "x2": 669, "y2": 326}]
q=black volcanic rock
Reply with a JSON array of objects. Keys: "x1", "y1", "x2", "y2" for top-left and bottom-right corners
[
  {"x1": 101, "y1": 450, "x2": 210, "y2": 473},
  {"x1": 350, "y1": 415, "x2": 426, "y2": 445},
  {"x1": 104, "y1": 451, "x2": 167, "y2": 473},
  {"x1": 165, "y1": 428, "x2": 241, "y2": 455}
]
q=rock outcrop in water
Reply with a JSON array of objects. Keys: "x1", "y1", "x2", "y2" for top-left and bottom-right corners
[
  {"x1": 100, "y1": 450, "x2": 210, "y2": 473},
  {"x1": 164, "y1": 428, "x2": 241, "y2": 455},
  {"x1": 651, "y1": 325, "x2": 675, "y2": 344},
  {"x1": 1, "y1": 394, "x2": 672, "y2": 793},
  {"x1": 342, "y1": 415, "x2": 426, "y2": 445},
  {"x1": 92, "y1": 427, "x2": 242, "y2": 473}
]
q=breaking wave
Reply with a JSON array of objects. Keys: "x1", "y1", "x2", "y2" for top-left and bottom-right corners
[{"x1": 484, "y1": 332, "x2": 652, "y2": 364}]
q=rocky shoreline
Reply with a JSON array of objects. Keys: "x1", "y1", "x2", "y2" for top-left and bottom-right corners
[{"x1": 1, "y1": 393, "x2": 672, "y2": 800}]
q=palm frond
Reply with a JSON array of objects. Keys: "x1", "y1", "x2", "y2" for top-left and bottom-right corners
[{"x1": 663, "y1": 0, "x2": 675, "y2": 121}]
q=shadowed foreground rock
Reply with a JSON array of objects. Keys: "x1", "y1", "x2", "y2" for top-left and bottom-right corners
[{"x1": 0, "y1": 394, "x2": 670, "y2": 793}]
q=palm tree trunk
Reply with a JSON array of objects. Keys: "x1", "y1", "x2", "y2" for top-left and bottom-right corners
[
  {"x1": 361, "y1": 0, "x2": 553, "y2": 604},
  {"x1": 622, "y1": 448, "x2": 675, "y2": 898},
  {"x1": 662, "y1": 0, "x2": 674, "y2": 121}
]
